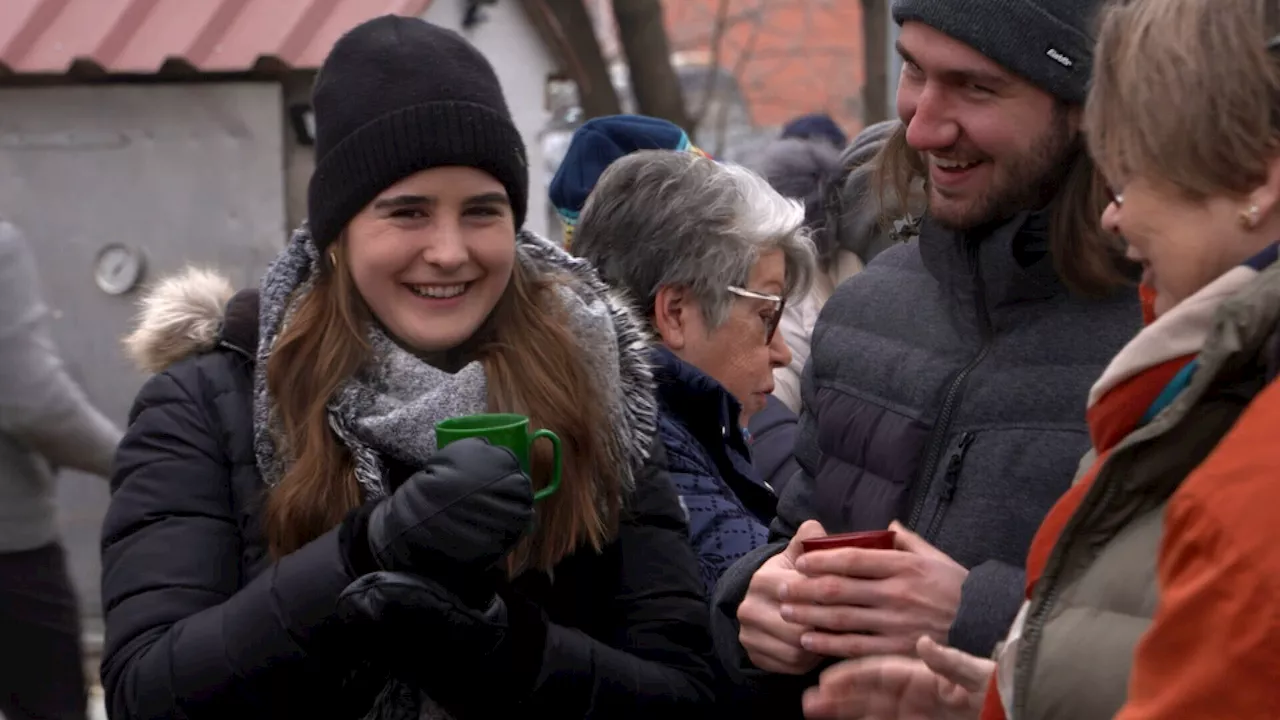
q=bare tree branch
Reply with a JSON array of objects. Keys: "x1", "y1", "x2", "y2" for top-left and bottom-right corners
[
  {"x1": 612, "y1": 0, "x2": 693, "y2": 132},
  {"x1": 861, "y1": 0, "x2": 890, "y2": 123},
  {"x1": 713, "y1": 0, "x2": 765, "y2": 156},
  {"x1": 527, "y1": 0, "x2": 623, "y2": 118},
  {"x1": 669, "y1": 5, "x2": 772, "y2": 44},
  {"x1": 692, "y1": 0, "x2": 732, "y2": 127},
  {"x1": 597, "y1": 0, "x2": 861, "y2": 155}
]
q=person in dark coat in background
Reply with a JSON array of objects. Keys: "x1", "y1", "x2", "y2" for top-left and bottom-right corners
[
  {"x1": 572, "y1": 149, "x2": 816, "y2": 596},
  {"x1": 0, "y1": 220, "x2": 123, "y2": 720},
  {"x1": 743, "y1": 395, "x2": 801, "y2": 498},
  {"x1": 780, "y1": 113, "x2": 848, "y2": 150},
  {"x1": 749, "y1": 137, "x2": 845, "y2": 414},
  {"x1": 99, "y1": 16, "x2": 713, "y2": 720}
]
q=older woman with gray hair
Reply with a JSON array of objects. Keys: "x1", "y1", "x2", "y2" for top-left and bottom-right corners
[{"x1": 573, "y1": 150, "x2": 816, "y2": 593}]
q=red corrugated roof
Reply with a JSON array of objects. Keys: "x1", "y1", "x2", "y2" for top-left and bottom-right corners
[{"x1": 0, "y1": 0, "x2": 434, "y2": 75}]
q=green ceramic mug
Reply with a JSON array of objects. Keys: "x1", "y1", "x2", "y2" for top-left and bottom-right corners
[{"x1": 434, "y1": 413, "x2": 562, "y2": 501}]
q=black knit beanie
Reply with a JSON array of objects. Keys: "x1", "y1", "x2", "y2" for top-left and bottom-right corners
[
  {"x1": 307, "y1": 15, "x2": 528, "y2": 251},
  {"x1": 892, "y1": 0, "x2": 1102, "y2": 104}
]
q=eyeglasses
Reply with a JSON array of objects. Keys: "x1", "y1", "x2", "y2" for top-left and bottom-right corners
[{"x1": 727, "y1": 286, "x2": 786, "y2": 344}]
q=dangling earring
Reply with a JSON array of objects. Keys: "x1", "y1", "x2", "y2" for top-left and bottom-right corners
[
  {"x1": 329, "y1": 249, "x2": 339, "y2": 267},
  {"x1": 1240, "y1": 203, "x2": 1261, "y2": 230}
]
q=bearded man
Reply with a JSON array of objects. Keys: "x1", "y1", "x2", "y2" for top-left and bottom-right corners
[{"x1": 710, "y1": 0, "x2": 1142, "y2": 713}]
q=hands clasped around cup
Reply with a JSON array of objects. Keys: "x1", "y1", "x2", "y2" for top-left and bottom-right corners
[
  {"x1": 739, "y1": 519, "x2": 971, "y2": 669},
  {"x1": 737, "y1": 522, "x2": 828, "y2": 674}
]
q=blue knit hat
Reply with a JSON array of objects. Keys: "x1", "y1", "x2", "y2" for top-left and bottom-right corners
[{"x1": 549, "y1": 114, "x2": 706, "y2": 246}]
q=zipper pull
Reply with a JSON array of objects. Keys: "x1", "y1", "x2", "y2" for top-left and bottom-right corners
[{"x1": 941, "y1": 432, "x2": 975, "y2": 501}]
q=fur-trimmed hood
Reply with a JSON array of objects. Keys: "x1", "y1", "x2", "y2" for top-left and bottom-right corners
[{"x1": 123, "y1": 266, "x2": 239, "y2": 374}]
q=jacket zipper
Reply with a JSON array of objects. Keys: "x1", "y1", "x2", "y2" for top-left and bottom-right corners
[
  {"x1": 921, "y1": 431, "x2": 975, "y2": 539},
  {"x1": 906, "y1": 253, "x2": 993, "y2": 531}
]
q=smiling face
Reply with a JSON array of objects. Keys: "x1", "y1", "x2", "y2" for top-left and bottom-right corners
[
  {"x1": 343, "y1": 166, "x2": 516, "y2": 353},
  {"x1": 1080, "y1": 0, "x2": 1280, "y2": 318},
  {"x1": 895, "y1": 22, "x2": 1080, "y2": 229},
  {"x1": 1101, "y1": 175, "x2": 1280, "y2": 317}
]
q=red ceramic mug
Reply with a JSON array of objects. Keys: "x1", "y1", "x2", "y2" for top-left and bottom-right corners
[{"x1": 801, "y1": 529, "x2": 897, "y2": 553}]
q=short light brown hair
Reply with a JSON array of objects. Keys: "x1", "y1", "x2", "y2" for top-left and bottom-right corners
[{"x1": 1086, "y1": 0, "x2": 1280, "y2": 198}]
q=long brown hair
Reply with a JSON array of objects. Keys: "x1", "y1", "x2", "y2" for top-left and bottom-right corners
[
  {"x1": 263, "y1": 252, "x2": 369, "y2": 554},
  {"x1": 873, "y1": 122, "x2": 1131, "y2": 296},
  {"x1": 263, "y1": 242, "x2": 621, "y2": 573}
]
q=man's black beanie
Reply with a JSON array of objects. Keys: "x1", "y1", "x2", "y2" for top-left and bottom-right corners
[{"x1": 307, "y1": 15, "x2": 529, "y2": 251}]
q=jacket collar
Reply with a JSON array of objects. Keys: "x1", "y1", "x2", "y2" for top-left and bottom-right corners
[
  {"x1": 1090, "y1": 247, "x2": 1280, "y2": 467},
  {"x1": 918, "y1": 208, "x2": 1064, "y2": 308},
  {"x1": 650, "y1": 346, "x2": 750, "y2": 456},
  {"x1": 1090, "y1": 243, "x2": 1280, "y2": 409},
  {"x1": 219, "y1": 289, "x2": 259, "y2": 360}
]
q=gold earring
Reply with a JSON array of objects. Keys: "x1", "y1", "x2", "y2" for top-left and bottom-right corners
[
  {"x1": 1240, "y1": 204, "x2": 1261, "y2": 230},
  {"x1": 329, "y1": 249, "x2": 338, "y2": 267}
]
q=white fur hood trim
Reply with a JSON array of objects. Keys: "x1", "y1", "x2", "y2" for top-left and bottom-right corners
[{"x1": 123, "y1": 267, "x2": 234, "y2": 374}]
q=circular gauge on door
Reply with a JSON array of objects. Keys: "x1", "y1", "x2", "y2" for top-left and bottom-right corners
[{"x1": 94, "y1": 243, "x2": 147, "y2": 296}]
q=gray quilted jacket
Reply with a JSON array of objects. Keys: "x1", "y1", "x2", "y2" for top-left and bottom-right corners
[{"x1": 0, "y1": 220, "x2": 121, "y2": 552}]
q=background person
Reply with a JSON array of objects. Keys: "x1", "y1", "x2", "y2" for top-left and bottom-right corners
[{"x1": 0, "y1": 220, "x2": 123, "y2": 720}]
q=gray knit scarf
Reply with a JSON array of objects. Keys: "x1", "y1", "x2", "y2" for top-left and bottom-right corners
[{"x1": 251, "y1": 225, "x2": 657, "y2": 720}]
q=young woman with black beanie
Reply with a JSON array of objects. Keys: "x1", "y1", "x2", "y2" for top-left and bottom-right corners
[{"x1": 100, "y1": 15, "x2": 714, "y2": 720}]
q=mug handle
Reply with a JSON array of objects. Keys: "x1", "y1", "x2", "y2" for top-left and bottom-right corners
[{"x1": 530, "y1": 429, "x2": 562, "y2": 501}]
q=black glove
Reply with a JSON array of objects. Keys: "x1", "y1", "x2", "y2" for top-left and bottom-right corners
[
  {"x1": 337, "y1": 571, "x2": 549, "y2": 717},
  {"x1": 343, "y1": 438, "x2": 534, "y2": 591}
]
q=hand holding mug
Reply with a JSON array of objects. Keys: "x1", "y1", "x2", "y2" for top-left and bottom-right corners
[
  {"x1": 783, "y1": 522, "x2": 969, "y2": 659},
  {"x1": 365, "y1": 437, "x2": 535, "y2": 579},
  {"x1": 435, "y1": 413, "x2": 562, "y2": 501},
  {"x1": 738, "y1": 520, "x2": 829, "y2": 674},
  {"x1": 365, "y1": 412, "x2": 563, "y2": 577}
]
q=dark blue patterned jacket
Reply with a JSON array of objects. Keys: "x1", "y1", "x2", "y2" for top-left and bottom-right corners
[{"x1": 652, "y1": 347, "x2": 777, "y2": 595}]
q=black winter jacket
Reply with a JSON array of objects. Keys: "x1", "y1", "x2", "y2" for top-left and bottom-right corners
[
  {"x1": 100, "y1": 285, "x2": 715, "y2": 719},
  {"x1": 746, "y1": 394, "x2": 800, "y2": 497}
]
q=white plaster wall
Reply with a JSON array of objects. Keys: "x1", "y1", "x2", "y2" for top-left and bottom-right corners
[{"x1": 423, "y1": 0, "x2": 555, "y2": 237}]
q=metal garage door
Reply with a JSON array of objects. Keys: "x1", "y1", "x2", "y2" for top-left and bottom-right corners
[{"x1": 0, "y1": 81, "x2": 287, "y2": 632}]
